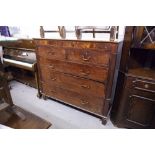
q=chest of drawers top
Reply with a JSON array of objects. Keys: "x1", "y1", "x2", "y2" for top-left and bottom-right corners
[{"x1": 34, "y1": 39, "x2": 118, "y2": 52}]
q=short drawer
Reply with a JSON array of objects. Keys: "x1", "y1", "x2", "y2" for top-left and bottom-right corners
[
  {"x1": 66, "y1": 48, "x2": 110, "y2": 66},
  {"x1": 38, "y1": 57, "x2": 108, "y2": 82},
  {"x1": 42, "y1": 83, "x2": 104, "y2": 115},
  {"x1": 126, "y1": 76, "x2": 155, "y2": 93},
  {"x1": 132, "y1": 79, "x2": 155, "y2": 93},
  {"x1": 37, "y1": 45, "x2": 66, "y2": 60},
  {"x1": 40, "y1": 68, "x2": 105, "y2": 98}
]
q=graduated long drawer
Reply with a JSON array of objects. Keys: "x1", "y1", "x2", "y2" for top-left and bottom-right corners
[
  {"x1": 38, "y1": 57, "x2": 108, "y2": 83},
  {"x1": 41, "y1": 83, "x2": 104, "y2": 115}
]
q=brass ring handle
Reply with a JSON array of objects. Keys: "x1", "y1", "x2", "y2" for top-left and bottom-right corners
[
  {"x1": 81, "y1": 85, "x2": 90, "y2": 89},
  {"x1": 82, "y1": 55, "x2": 91, "y2": 61},
  {"x1": 81, "y1": 100, "x2": 89, "y2": 105},
  {"x1": 80, "y1": 70, "x2": 90, "y2": 76}
]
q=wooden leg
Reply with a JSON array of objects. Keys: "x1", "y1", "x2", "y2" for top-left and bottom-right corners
[
  {"x1": 34, "y1": 65, "x2": 42, "y2": 99},
  {"x1": 37, "y1": 92, "x2": 42, "y2": 99},
  {"x1": 102, "y1": 117, "x2": 107, "y2": 125},
  {"x1": 42, "y1": 95, "x2": 47, "y2": 100}
]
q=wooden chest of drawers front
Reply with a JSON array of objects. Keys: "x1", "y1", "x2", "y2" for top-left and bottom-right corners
[{"x1": 35, "y1": 39, "x2": 118, "y2": 118}]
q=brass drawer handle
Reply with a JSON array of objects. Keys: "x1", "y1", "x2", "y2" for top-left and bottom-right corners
[
  {"x1": 81, "y1": 85, "x2": 90, "y2": 89},
  {"x1": 104, "y1": 46, "x2": 108, "y2": 50},
  {"x1": 132, "y1": 80, "x2": 137, "y2": 83},
  {"x1": 80, "y1": 70, "x2": 90, "y2": 76},
  {"x1": 49, "y1": 65, "x2": 55, "y2": 69},
  {"x1": 50, "y1": 90, "x2": 56, "y2": 93},
  {"x1": 51, "y1": 77, "x2": 56, "y2": 81},
  {"x1": 82, "y1": 55, "x2": 91, "y2": 61},
  {"x1": 81, "y1": 99, "x2": 89, "y2": 105}
]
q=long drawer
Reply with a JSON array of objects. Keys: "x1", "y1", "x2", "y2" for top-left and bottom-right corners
[
  {"x1": 41, "y1": 83, "x2": 104, "y2": 115},
  {"x1": 38, "y1": 57, "x2": 108, "y2": 82},
  {"x1": 40, "y1": 68, "x2": 105, "y2": 98}
]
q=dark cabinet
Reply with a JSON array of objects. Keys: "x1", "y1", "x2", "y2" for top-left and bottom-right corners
[
  {"x1": 127, "y1": 95, "x2": 155, "y2": 126},
  {"x1": 123, "y1": 87, "x2": 155, "y2": 128},
  {"x1": 111, "y1": 26, "x2": 155, "y2": 128},
  {"x1": 111, "y1": 72, "x2": 155, "y2": 128}
]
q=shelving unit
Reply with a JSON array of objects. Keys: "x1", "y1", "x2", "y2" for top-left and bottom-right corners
[{"x1": 111, "y1": 26, "x2": 155, "y2": 128}]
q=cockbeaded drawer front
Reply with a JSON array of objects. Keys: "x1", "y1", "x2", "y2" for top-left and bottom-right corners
[
  {"x1": 42, "y1": 83, "x2": 104, "y2": 115},
  {"x1": 132, "y1": 79, "x2": 155, "y2": 93},
  {"x1": 65, "y1": 48, "x2": 110, "y2": 66},
  {"x1": 126, "y1": 76, "x2": 155, "y2": 94},
  {"x1": 40, "y1": 67, "x2": 105, "y2": 98},
  {"x1": 38, "y1": 57, "x2": 108, "y2": 82}
]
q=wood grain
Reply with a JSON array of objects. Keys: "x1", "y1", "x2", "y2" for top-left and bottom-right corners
[{"x1": 5, "y1": 106, "x2": 51, "y2": 129}]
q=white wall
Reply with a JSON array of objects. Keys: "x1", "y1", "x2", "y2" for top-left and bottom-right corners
[{"x1": 9, "y1": 26, "x2": 40, "y2": 38}]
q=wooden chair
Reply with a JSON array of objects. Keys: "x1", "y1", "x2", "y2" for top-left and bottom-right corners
[
  {"x1": 40, "y1": 26, "x2": 66, "y2": 39},
  {"x1": 40, "y1": 26, "x2": 119, "y2": 41}
]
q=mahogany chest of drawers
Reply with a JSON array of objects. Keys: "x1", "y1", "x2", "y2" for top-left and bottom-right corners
[{"x1": 34, "y1": 39, "x2": 119, "y2": 124}]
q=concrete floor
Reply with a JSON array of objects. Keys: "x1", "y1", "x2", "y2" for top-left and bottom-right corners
[{"x1": 10, "y1": 81, "x2": 118, "y2": 129}]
